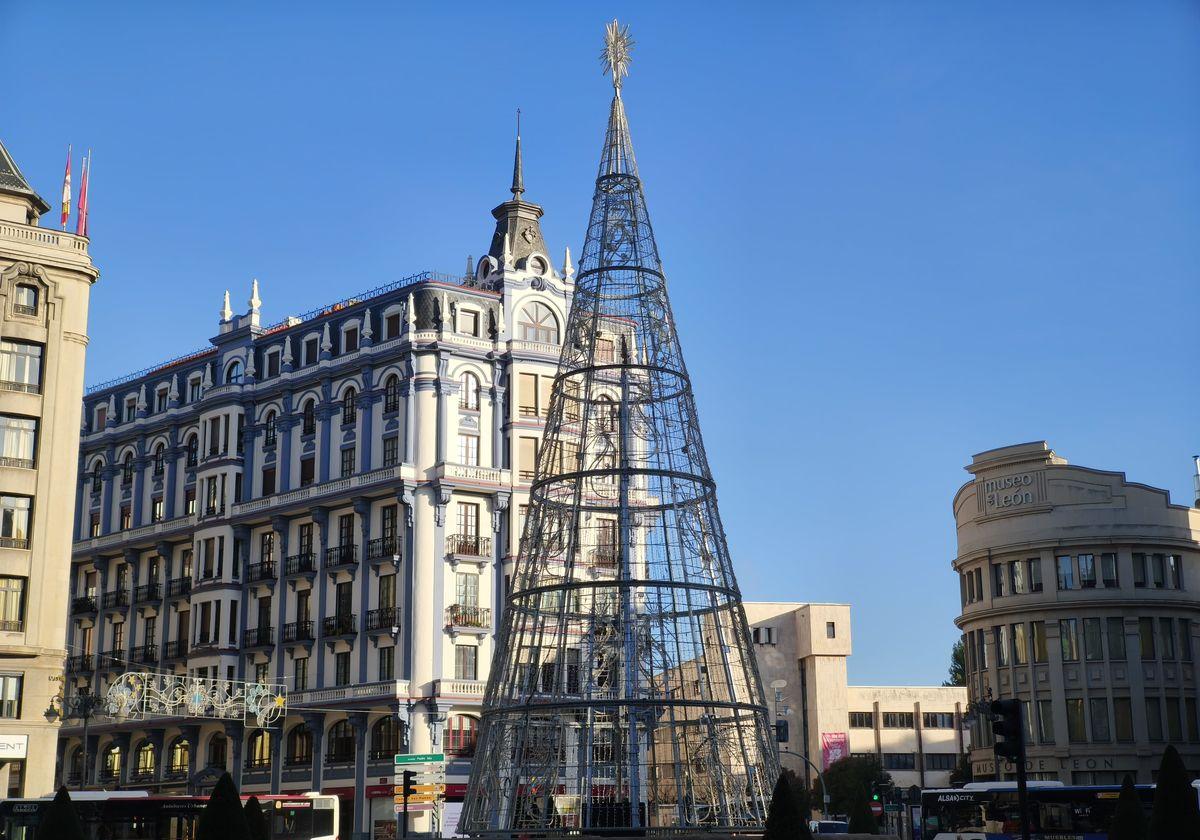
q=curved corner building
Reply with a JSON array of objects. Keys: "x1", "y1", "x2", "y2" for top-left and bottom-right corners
[
  {"x1": 953, "y1": 441, "x2": 1200, "y2": 782},
  {"x1": 460, "y1": 25, "x2": 778, "y2": 834}
]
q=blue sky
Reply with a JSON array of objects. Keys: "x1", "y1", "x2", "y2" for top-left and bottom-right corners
[{"x1": 4, "y1": 2, "x2": 1198, "y2": 684}]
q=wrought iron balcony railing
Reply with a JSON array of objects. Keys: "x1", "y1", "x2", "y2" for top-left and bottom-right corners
[
  {"x1": 0, "y1": 456, "x2": 34, "y2": 469},
  {"x1": 589, "y1": 548, "x2": 620, "y2": 569},
  {"x1": 283, "y1": 620, "x2": 314, "y2": 642},
  {"x1": 166, "y1": 578, "x2": 192, "y2": 597},
  {"x1": 102, "y1": 590, "x2": 130, "y2": 609},
  {"x1": 324, "y1": 750, "x2": 355, "y2": 765},
  {"x1": 0, "y1": 618, "x2": 22, "y2": 631},
  {"x1": 243, "y1": 627, "x2": 274, "y2": 647},
  {"x1": 366, "y1": 607, "x2": 400, "y2": 632},
  {"x1": 285, "y1": 553, "x2": 316, "y2": 575},
  {"x1": 0, "y1": 380, "x2": 39, "y2": 395},
  {"x1": 134, "y1": 644, "x2": 159, "y2": 664},
  {"x1": 66, "y1": 653, "x2": 94, "y2": 672},
  {"x1": 245, "y1": 755, "x2": 272, "y2": 769},
  {"x1": 445, "y1": 604, "x2": 490, "y2": 629},
  {"x1": 447, "y1": 534, "x2": 490, "y2": 557},
  {"x1": 98, "y1": 650, "x2": 124, "y2": 670},
  {"x1": 324, "y1": 544, "x2": 357, "y2": 568},
  {"x1": 0, "y1": 536, "x2": 30, "y2": 549},
  {"x1": 134, "y1": 582, "x2": 161, "y2": 602},
  {"x1": 323, "y1": 614, "x2": 357, "y2": 637},
  {"x1": 367, "y1": 536, "x2": 399, "y2": 561},
  {"x1": 163, "y1": 640, "x2": 188, "y2": 659},
  {"x1": 71, "y1": 596, "x2": 98, "y2": 614},
  {"x1": 247, "y1": 560, "x2": 277, "y2": 582}
]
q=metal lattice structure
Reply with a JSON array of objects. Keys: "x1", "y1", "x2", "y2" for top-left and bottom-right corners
[{"x1": 461, "y1": 22, "x2": 777, "y2": 835}]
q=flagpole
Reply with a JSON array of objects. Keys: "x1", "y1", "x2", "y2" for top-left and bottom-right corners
[{"x1": 61, "y1": 144, "x2": 72, "y2": 231}]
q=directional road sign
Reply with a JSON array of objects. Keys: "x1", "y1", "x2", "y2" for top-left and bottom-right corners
[
  {"x1": 394, "y1": 803, "x2": 435, "y2": 814},
  {"x1": 394, "y1": 794, "x2": 440, "y2": 804},
  {"x1": 395, "y1": 753, "x2": 445, "y2": 764}
]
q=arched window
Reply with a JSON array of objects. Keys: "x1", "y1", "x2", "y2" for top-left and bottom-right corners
[
  {"x1": 13, "y1": 284, "x2": 38, "y2": 315},
  {"x1": 121, "y1": 451, "x2": 134, "y2": 486},
  {"x1": 101, "y1": 742, "x2": 123, "y2": 781},
  {"x1": 168, "y1": 737, "x2": 190, "y2": 776},
  {"x1": 444, "y1": 714, "x2": 478, "y2": 757},
  {"x1": 153, "y1": 443, "x2": 165, "y2": 476},
  {"x1": 225, "y1": 359, "x2": 244, "y2": 385},
  {"x1": 207, "y1": 733, "x2": 227, "y2": 769},
  {"x1": 342, "y1": 387, "x2": 357, "y2": 424},
  {"x1": 384, "y1": 375, "x2": 400, "y2": 413},
  {"x1": 459, "y1": 372, "x2": 480, "y2": 411},
  {"x1": 286, "y1": 723, "x2": 313, "y2": 766},
  {"x1": 326, "y1": 720, "x2": 355, "y2": 764},
  {"x1": 68, "y1": 745, "x2": 84, "y2": 782},
  {"x1": 371, "y1": 717, "x2": 402, "y2": 760},
  {"x1": 186, "y1": 435, "x2": 199, "y2": 468},
  {"x1": 247, "y1": 730, "x2": 271, "y2": 768},
  {"x1": 301, "y1": 399, "x2": 316, "y2": 435},
  {"x1": 133, "y1": 740, "x2": 157, "y2": 779},
  {"x1": 91, "y1": 461, "x2": 103, "y2": 493},
  {"x1": 519, "y1": 302, "x2": 558, "y2": 344},
  {"x1": 263, "y1": 410, "x2": 277, "y2": 447}
]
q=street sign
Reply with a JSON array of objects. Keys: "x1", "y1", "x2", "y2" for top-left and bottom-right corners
[
  {"x1": 395, "y1": 753, "x2": 445, "y2": 764},
  {"x1": 394, "y1": 803, "x2": 435, "y2": 814},
  {"x1": 395, "y1": 794, "x2": 440, "y2": 804},
  {"x1": 411, "y1": 784, "x2": 446, "y2": 794},
  {"x1": 869, "y1": 802, "x2": 884, "y2": 818},
  {"x1": 884, "y1": 803, "x2": 902, "y2": 812},
  {"x1": 394, "y1": 771, "x2": 443, "y2": 781}
]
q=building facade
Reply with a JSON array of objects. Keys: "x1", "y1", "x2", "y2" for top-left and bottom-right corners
[
  {"x1": 745, "y1": 602, "x2": 968, "y2": 794},
  {"x1": 954, "y1": 441, "x2": 1200, "y2": 783},
  {"x1": 0, "y1": 139, "x2": 98, "y2": 796},
  {"x1": 58, "y1": 152, "x2": 572, "y2": 838}
]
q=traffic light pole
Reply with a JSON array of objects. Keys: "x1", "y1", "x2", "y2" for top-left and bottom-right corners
[{"x1": 988, "y1": 699, "x2": 1030, "y2": 840}]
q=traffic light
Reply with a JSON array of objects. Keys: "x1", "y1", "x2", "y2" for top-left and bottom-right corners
[
  {"x1": 990, "y1": 698, "x2": 1024, "y2": 763},
  {"x1": 870, "y1": 782, "x2": 880, "y2": 803},
  {"x1": 401, "y1": 769, "x2": 416, "y2": 800},
  {"x1": 774, "y1": 719, "x2": 788, "y2": 743}
]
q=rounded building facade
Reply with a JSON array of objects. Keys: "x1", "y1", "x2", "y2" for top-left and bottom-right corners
[{"x1": 953, "y1": 441, "x2": 1200, "y2": 783}]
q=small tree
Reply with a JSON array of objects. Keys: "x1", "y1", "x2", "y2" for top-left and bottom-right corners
[
  {"x1": 948, "y1": 753, "x2": 973, "y2": 787},
  {"x1": 1149, "y1": 745, "x2": 1200, "y2": 839},
  {"x1": 1109, "y1": 774, "x2": 1145, "y2": 840},
  {"x1": 943, "y1": 640, "x2": 966, "y2": 687},
  {"x1": 816, "y1": 755, "x2": 891, "y2": 816},
  {"x1": 197, "y1": 772, "x2": 251, "y2": 840},
  {"x1": 780, "y1": 767, "x2": 813, "y2": 824},
  {"x1": 845, "y1": 784, "x2": 877, "y2": 834},
  {"x1": 765, "y1": 772, "x2": 803, "y2": 840},
  {"x1": 244, "y1": 794, "x2": 269, "y2": 840},
  {"x1": 38, "y1": 786, "x2": 86, "y2": 840}
]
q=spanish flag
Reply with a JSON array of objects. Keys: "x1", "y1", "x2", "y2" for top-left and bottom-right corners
[{"x1": 60, "y1": 145, "x2": 71, "y2": 230}]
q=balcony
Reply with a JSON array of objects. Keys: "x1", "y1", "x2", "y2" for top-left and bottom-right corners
[
  {"x1": 133, "y1": 643, "x2": 159, "y2": 665},
  {"x1": 164, "y1": 764, "x2": 189, "y2": 780},
  {"x1": 163, "y1": 640, "x2": 188, "y2": 659},
  {"x1": 66, "y1": 653, "x2": 94, "y2": 672},
  {"x1": 589, "y1": 548, "x2": 619, "y2": 570},
  {"x1": 247, "y1": 560, "x2": 277, "y2": 582},
  {"x1": 283, "y1": 621, "x2": 314, "y2": 643},
  {"x1": 245, "y1": 756, "x2": 272, "y2": 770},
  {"x1": 285, "y1": 553, "x2": 316, "y2": 576},
  {"x1": 323, "y1": 614, "x2": 357, "y2": 637},
  {"x1": 0, "y1": 618, "x2": 22, "y2": 631},
  {"x1": 130, "y1": 767, "x2": 156, "y2": 782},
  {"x1": 134, "y1": 582, "x2": 161, "y2": 603},
  {"x1": 0, "y1": 380, "x2": 39, "y2": 395},
  {"x1": 98, "y1": 650, "x2": 124, "y2": 670},
  {"x1": 367, "y1": 536, "x2": 399, "y2": 563},
  {"x1": 366, "y1": 607, "x2": 400, "y2": 632},
  {"x1": 199, "y1": 503, "x2": 226, "y2": 521},
  {"x1": 242, "y1": 627, "x2": 274, "y2": 648},
  {"x1": 324, "y1": 544, "x2": 357, "y2": 569},
  {"x1": 0, "y1": 536, "x2": 29, "y2": 550},
  {"x1": 166, "y1": 578, "x2": 192, "y2": 598},
  {"x1": 71, "y1": 596, "x2": 98, "y2": 614},
  {"x1": 0, "y1": 456, "x2": 33, "y2": 470},
  {"x1": 284, "y1": 753, "x2": 312, "y2": 768},
  {"x1": 102, "y1": 590, "x2": 130, "y2": 610},
  {"x1": 324, "y1": 750, "x2": 355, "y2": 766},
  {"x1": 447, "y1": 534, "x2": 490, "y2": 557},
  {"x1": 445, "y1": 604, "x2": 490, "y2": 630}
]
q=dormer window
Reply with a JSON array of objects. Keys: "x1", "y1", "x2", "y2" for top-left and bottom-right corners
[
  {"x1": 385, "y1": 312, "x2": 402, "y2": 340},
  {"x1": 225, "y1": 360, "x2": 243, "y2": 385},
  {"x1": 343, "y1": 326, "x2": 359, "y2": 354},
  {"x1": 188, "y1": 377, "x2": 202, "y2": 403},
  {"x1": 304, "y1": 336, "x2": 319, "y2": 366},
  {"x1": 124, "y1": 397, "x2": 137, "y2": 423},
  {"x1": 155, "y1": 387, "x2": 168, "y2": 413},
  {"x1": 519, "y1": 302, "x2": 559, "y2": 344},
  {"x1": 13, "y1": 285, "x2": 38, "y2": 316},
  {"x1": 266, "y1": 350, "x2": 281, "y2": 378},
  {"x1": 94, "y1": 403, "x2": 107, "y2": 431},
  {"x1": 458, "y1": 310, "x2": 480, "y2": 337}
]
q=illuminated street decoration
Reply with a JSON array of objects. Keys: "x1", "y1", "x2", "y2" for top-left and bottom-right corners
[{"x1": 105, "y1": 672, "x2": 287, "y2": 728}]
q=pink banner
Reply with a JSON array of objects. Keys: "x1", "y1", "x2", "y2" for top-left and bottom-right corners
[{"x1": 821, "y1": 732, "x2": 849, "y2": 769}]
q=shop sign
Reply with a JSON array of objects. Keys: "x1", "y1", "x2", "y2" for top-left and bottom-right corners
[{"x1": 0, "y1": 735, "x2": 28, "y2": 760}]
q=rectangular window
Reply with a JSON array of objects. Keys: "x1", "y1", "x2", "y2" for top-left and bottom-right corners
[
  {"x1": 381, "y1": 505, "x2": 398, "y2": 542},
  {"x1": 299, "y1": 456, "x2": 315, "y2": 487},
  {"x1": 518, "y1": 373, "x2": 539, "y2": 417},
  {"x1": 1147, "y1": 697, "x2": 1164, "y2": 741},
  {"x1": 1114, "y1": 697, "x2": 1134, "y2": 742},
  {"x1": 1167, "y1": 555, "x2": 1183, "y2": 589},
  {"x1": 343, "y1": 327, "x2": 359, "y2": 354},
  {"x1": 155, "y1": 387, "x2": 168, "y2": 412},
  {"x1": 996, "y1": 625, "x2": 1009, "y2": 666},
  {"x1": 458, "y1": 310, "x2": 479, "y2": 336},
  {"x1": 455, "y1": 644, "x2": 478, "y2": 680},
  {"x1": 385, "y1": 312, "x2": 401, "y2": 340},
  {"x1": 1056, "y1": 555, "x2": 1075, "y2": 590},
  {"x1": 0, "y1": 340, "x2": 42, "y2": 393},
  {"x1": 298, "y1": 523, "x2": 313, "y2": 557},
  {"x1": 152, "y1": 498, "x2": 163, "y2": 522},
  {"x1": 341, "y1": 447, "x2": 355, "y2": 478},
  {"x1": 0, "y1": 674, "x2": 21, "y2": 719},
  {"x1": 1089, "y1": 698, "x2": 1110, "y2": 742},
  {"x1": 89, "y1": 512, "x2": 100, "y2": 538},
  {"x1": 0, "y1": 577, "x2": 25, "y2": 631},
  {"x1": 881, "y1": 712, "x2": 914, "y2": 728},
  {"x1": 1084, "y1": 618, "x2": 1103, "y2": 662},
  {"x1": 1060, "y1": 619, "x2": 1079, "y2": 662},
  {"x1": 1078, "y1": 554, "x2": 1096, "y2": 588},
  {"x1": 1110, "y1": 617, "x2": 1128, "y2": 660},
  {"x1": 1032, "y1": 621, "x2": 1048, "y2": 663},
  {"x1": 188, "y1": 377, "x2": 201, "y2": 402},
  {"x1": 335, "y1": 651, "x2": 350, "y2": 686},
  {"x1": 1152, "y1": 554, "x2": 1166, "y2": 588},
  {"x1": 1101, "y1": 552, "x2": 1118, "y2": 588},
  {"x1": 1029, "y1": 558, "x2": 1043, "y2": 592},
  {"x1": 992, "y1": 563, "x2": 1006, "y2": 597},
  {"x1": 1188, "y1": 698, "x2": 1199, "y2": 743},
  {"x1": 260, "y1": 531, "x2": 275, "y2": 563},
  {"x1": 1161, "y1": 618, "x2": 1176, "y2": 660},
  {"x1": 826, "y1": 621, "x2": 836, "y2": 639},
  {"x1": 261, "y1": 467, "x2": 276, "y2": 496},
  {"x1": 456, "y1": 572, "x2": 479, "y2": 607},
  {"x1": 924, "y1": 753, "x2": 957, "y2": 771},
  {"x1": 1181, "y1": 620, "x2": 1193, "y2": 663},
  {"x1": 266, "y1": 350, "x2": 280, "y2": 378},
  {"x1": 379, "y1": 646, "x2": 395, "y2": 680},
  {"x1": 1133, "y1": 553, "x2": 1147, "y2": 588},
  {"x1": 848, "y1": 712, "x2": 874, "y2": 728},
  {"x1": 923, "y1": 712, "x2": 955, "y2": 729},
  {"x1": 304, "y1": 336, "x2": 319, "y2": 366},
  {"x1": 1009, "y1": 560, "x2": 1026, "y2": 595},
  {"x1": 0, "y1": 496, "x2": 31, "y2": 548},
  {"x1": 379, "y1": 573, "x2": 396, "y2": 610},
  {"x1": 383, "y1": 436, "x2": 399, "y2": 467},
  {"x1": 1166, "y1": 697, "x2": 1184, "y2": 742},
  {"x1": 458, "y1": 434, "x2": 479, "y2": 466},
  {"x1": 1066, "y1": 698, "x2": 1086, "y2": 743},
  {"x1": 294, "y1": 657, "x2": 308, "y2": 691},
  {"x1": 518, "y1": 437, "x2": 538, "y2": 481},
  {"x1": 881, "y1": 753, "x2": 916, "y2": 771},
  {"x1": 1140, "y1": 617, "x2": 1157, "y2": 660},
  {"x1": 457, "y1": 502, "x2": 480, "y2": 538},
  {"x1": 125, "y1": 397, "x2": 137, "y2": 423},
  {"x1": 1012, "y1": 622, "x2": 1028, "y2": 665},
  {"x1": 0, "y1": 415, "x2": 37, "y2": 469}
]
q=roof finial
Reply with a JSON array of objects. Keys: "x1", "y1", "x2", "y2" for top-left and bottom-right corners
[
  {"x1": 248, "y1": 278, "x2": 261, "y2": 314},
  {"x1": 220, "y1": 290, "x2": 233, "y2": 322},
  {"x1": 511, "y1": 107, "x2": 525, "y2": 198},
  {"x1": 602, "y1": 19, "x2": 634, "y2": 93}
]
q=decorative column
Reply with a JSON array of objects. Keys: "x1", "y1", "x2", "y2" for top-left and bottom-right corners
[
  {"x1": 270, "y1": 722, "x2": 284, "y2": 794},
  {"x1": 355, "y1": 498, "x2": 372, "y2": 681},
  {"x1": 358, "y1": 368, "x2": 376, "y2": 472},
  {"x1": 490, "y1": 362, "x2": 506, "y2": 469},
  {"x1": 317, "y1": 382, "x2": 334, "y2": 484},
  {"x1": 101, "y1": 464, "x2": 117, "y2": 535},
  {"x1": 147, "y1": 728, "x2": 166, "y2": 784},
  {"x1": 404, "y1": 357, "x2": 417, "y2": 462},
  {"x1": 399, "y1": 484, "x2": 416, "y2": 681},
  {"x1": 311, "y1": 507, "x2": 330, "y2": 686},
  {"x1": 164, "y1": 441, "x2": 181, "y2": 519},
  {"x1": 241, "y1": 412, "x2": 257, "y2": 503},
  {"x1": 132, "y1": 454, "x2": 149, "y2": 526},
  {"x1": 277, "y1": 411, "x2": 294, "y2": 491},
  {"x1": 179, "y1": 724, "x2": 200, "y2": 783},
  {"x1": 224, "y1": 722, "x2": 245, "y2": 790},
  {"x1": 304, "y1": 712, "x2": 327, "y2": 794},
  {"x1": 492, "y1": 492, "x2": 510, "y2": 641},
  {"x1": 272, "y1": 516, "x2": 291, "y2": 683},
  {"x1": 350, "y1": 713, "x2": 370, "y2": 837}
]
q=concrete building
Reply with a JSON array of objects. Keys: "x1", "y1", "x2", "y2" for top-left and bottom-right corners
[
  {"x1": 0, "y1": 139, "x2": 98, "y2": 796},
  {"x1": 745, "y1": 602, "x2": 968, "y2": 792},
  {"x1": 58, "y1": 145, "x2": 571, "y2": 838},
  {"x1": 953, "y1": 441, "x2": 1200, "y2": 783}
]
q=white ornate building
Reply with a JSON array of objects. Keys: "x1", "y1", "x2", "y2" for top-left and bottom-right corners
[{"x1": 59, "y1": 145, "x2": 572, "y2": 838}]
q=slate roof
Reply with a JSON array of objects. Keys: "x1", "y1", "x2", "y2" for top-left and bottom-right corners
[{"x1": 0, "y1": 138, "x2": 51, "y2": 215}]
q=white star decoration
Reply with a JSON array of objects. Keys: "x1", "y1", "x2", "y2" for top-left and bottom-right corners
[{"x1": 602, "y1": 19, "x2": 634, "y2": 91}]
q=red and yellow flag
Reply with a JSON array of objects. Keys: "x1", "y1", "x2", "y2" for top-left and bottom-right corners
[
  {"x1": 60, "y1": 145, "x2": 71, "y2": 230},
  {"x1": 75, "y1": 152, "x2": 89, "y2": 238}
]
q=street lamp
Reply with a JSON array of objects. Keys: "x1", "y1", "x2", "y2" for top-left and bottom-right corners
[{"x1": 45, "y1": 685, "x2": 106, "y2": 790}]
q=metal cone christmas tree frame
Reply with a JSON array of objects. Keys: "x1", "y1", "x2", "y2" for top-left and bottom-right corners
[{"x1": 461, "y1": 21, "x2": 778, "y2": 834}]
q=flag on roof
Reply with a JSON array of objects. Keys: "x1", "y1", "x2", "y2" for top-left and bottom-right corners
[{"x1": 60, "y1": 145, "x2": 71, "y2": 229}]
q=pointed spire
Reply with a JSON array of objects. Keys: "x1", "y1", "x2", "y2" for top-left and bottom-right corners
[
  {"x1": 107, "y1": 394, "x2": 116, "y2": 424},
  {"x1": 511, "y1": 108, "x2": 525, "y2": 198},
  {"x1": 562, "y1": 246, "x2": 575, "y2": 282},
  {"x1": 137, "y1": 384, "x2": 147, "y2": 411},
  {"x1": 282, "y1": 335, "x2": 293, "y2": 366},
  {"x1": 465, "y1": 255, "x2": 475, "y2": 280},
  {"x1": 248, "y1": 278, "x2": 261, "y2": 314},
  {"x1": 169, "y1": 373, "x2": 179, "y2": 402},
  {"x1": 501, "y1": 228, "x2": 513, "y2": 267},
  {"x1": 361, "y1": 306, "x2": 373, "y2": 341},
  {"x1": 0, "y1": 138, "x2": 51, "y2": 217},
  {"x1": 406, "y1": 293, "x2": 416, "y2": 331},
  {"x1": 245, "y1": 349, "x2": 256, "y2": 378},
  {"x1": 220, "y1": 290, "x2": 233, "y2": 322},
  {"x1": 320, "y1": 322, "x2": 332, "y2": 352}
]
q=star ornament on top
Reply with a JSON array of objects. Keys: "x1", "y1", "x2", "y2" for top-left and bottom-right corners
[{"x1": 601, "y1": 19, "x2": 634, "y2": 91}]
